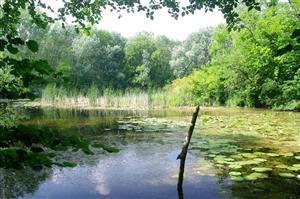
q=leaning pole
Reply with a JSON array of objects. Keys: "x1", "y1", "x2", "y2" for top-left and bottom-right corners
[{"x1": 177, "y1": 105, "x2": 200, "y2": 199}]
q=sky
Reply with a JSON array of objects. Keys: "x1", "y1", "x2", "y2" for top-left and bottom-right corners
[
  {"x1": 46, "y1": 0, "x2": 225, "y2": 41},
  {"x1": 97, "y1": 8, "x2": 225, "y2": 41}
]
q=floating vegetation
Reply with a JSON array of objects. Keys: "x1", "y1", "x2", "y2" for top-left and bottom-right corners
[
  {"x1": 5, "y1": 106, "x2": 298, "y2": 198},
  {"x1": 265, "y1": 153, "x2": 280, "y2": 157},
  {"x1": 229, "y1": 171, "x2": 242, "y2": 176},
  {"x1": 92, "y1": 143, "x2": 120, "y2": 153},
  {"x1": 251, "y1": 167, "x2": 272, "y2": 172},
  {"x1": 244, "y1": 172, "x2": 268, "y2": 181},
  {"x1": 287, "y1": 167, "x2": 300, "y2": 171},
  {"x1": 0, "y1": 123, "x2": 123, "y2": 169},
  {"x1": 117, "y1": 117, "x2": 188, "y2": 133},
  {"x1": 228, "y1": 164, "x2": 242, "y2": 170},
  {"x1": 278, "y1": 173, "x2": 295, "y2": 178},
  {"x1": 230, "y1": 176, "x2": 244, "y2": 181},
  {"x1": 275, "y1": 164, "x2": 288, "y2": 169},
  {"x1": 190, "y1": 110, "x2": 300, "y2": 188}
]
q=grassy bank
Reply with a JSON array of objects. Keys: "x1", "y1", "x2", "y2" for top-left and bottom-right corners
[
  {"x1": 39, "y1": 84, "x2": 194, "y2": 109},
  {"x1": 37, "y1": 83, "x2": 299, "y2": 111},
  {"x1": 38, "y1": 83, "x2": 299, "y2": 111}
]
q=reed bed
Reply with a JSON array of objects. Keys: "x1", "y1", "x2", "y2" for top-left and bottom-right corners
[{"x1": 40, "y1": 84, "x2": 194, "y2": 109}]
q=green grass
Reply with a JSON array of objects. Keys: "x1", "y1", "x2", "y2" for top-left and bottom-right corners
[{"x1": 40, "y1": 84, "x2": 193, "y2": 108}]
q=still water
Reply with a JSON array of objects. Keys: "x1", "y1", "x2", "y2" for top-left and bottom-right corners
[{"x1": 1, "y1": 107, "x2": 300, "y2": 199}]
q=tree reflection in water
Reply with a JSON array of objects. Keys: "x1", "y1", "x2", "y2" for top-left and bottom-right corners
[{"x1": 0, "y1": 168, "x2": 51, "y2": 199}]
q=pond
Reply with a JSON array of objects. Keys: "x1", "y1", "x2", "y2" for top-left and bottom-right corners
[{"x1": 1, "y1": 107, "x2": 299, "y2": 199}]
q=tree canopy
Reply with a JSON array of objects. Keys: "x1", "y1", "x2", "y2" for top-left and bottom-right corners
[
  {"x1": 1, "y1": 0, "x2": 299, "y2": 109},
  {"x1": 0, "y1": 0, "x2": 264, "y2": 99},
  {"x1": 169, "y1": 3, "x2": 300, "y2": 110}
]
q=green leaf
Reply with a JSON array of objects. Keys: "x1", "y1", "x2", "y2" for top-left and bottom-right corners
[
  {"x1": 92, "y1": 143, "x2": 120, "y2": 153},
  {"x1": 251, "y1": 167, "x2": 272, "y2": 172},
  {"x1": 0, "y1": 39, "x2": 8, "y2": 51},
  {"x1": 10, "y1": 37, "x2": 24, "y2": 45},
  {"x1": 254, "y1": 6, "x2": 261, "y2": 11},
  {"x1": 248, "y1": 6, "x2": 254, "y2": 11},
  {"x1": 229, "y1": 171, "x2": 242, "y2": 176},
  {"x1": 6, "y1": 45, "x2": 19, "y2": 54},
  {"x1": 230, "y1": 176, "x2": 244, "y2": 181},
  {"x1": 277, "y1": 44, "x2": 293, "y2": 56},
  {"x1": 245, "y1": 172, "x2": 268, "y2": 181},
  {"x1": 62, "y1": 161, "x2": 77, "y2": 167},
  {"x1": 291, "y1": 29, "x2": 300, "y2": 39},
  {"x1": 26, "y1": 40, "x2": 39, "y2": 52},
  {"x1": 278, "y1": 173, "x2": 295, "y2": 178},
  {"x1": 82, "y1": 27, "x2": 91, "y2": 36}
]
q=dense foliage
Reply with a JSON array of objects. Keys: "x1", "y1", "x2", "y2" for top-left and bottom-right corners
[
  {"x1": 0, "y1": 0, "x2": 263, "y2": 99},
  {"x1": 169, "y1": 3, "x2": 300, "y2": 110},
  {"x1": 170, "y1": 28, "x2": 212, "y2": 77},
  {"x1": 2, "y1": 19, "x2": 214, "y2": 94},
  {"x1": 0, "y1": 0, "x2": 299, "y2": 105}
]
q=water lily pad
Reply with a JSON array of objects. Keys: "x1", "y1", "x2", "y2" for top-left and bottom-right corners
[
  {"x1": 245, "y1": 172, "x2": 268, "y2": 181},
  {"x1": 251, "y1": 167, "x2": 272, "y2": 172},
  {"x1": 266, "y1": 153, "x2": 280, "y2": 157},
  {"x1": 253, "y1": 158, "x2": 267, "y2": 163},
  {"x1": 230, "y1": 176, "x2": 244, "y2": 181},
  {"x1": 281, "y1": 152, "x2": 294, "y2": 157},
  {"x1": 230, "y1": 154, "x2": 243, "y2": 159},
  {"x1": 215, "y1": 160, "x2": 227, "y2": 164},
  {"x1": 228, "y1": 164, "x2": 242, "y2": 169},
  {"x1": 241, "y1": 153, "x2": 257, "y2": 158},
  {"x1": 292, "y1": 164, "x2": 300, "y2": 168},
  {"x1": 253, "y1": 152, "x2": 266, "y2": 156},
  {"x1": 275, "y1": 164, "x2": 288, "y2": 169},
  {"x1": 295, "y1": 156, "x2": 300, "y2": 160},
  {"x1": 214, "y1": 155, "x2": 226, "y2": 159},
  {"x1": 278, "y1": 173, "x2": 295, "y2": 178},
  {"x1": 287, "y1": 166, "x2": 300, "y2": 171},
  {"x1": 224, "y1": 158, "x2": 235, "y2": 162},
  {"x1": 237, "y1": 159, "x2": 264, "y2": 165},
  {"x1": 229, "y1": 171, "x2": 242, "y2": 176}
]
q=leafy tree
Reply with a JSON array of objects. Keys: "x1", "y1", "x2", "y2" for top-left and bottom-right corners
[
  {"x1": 125, "y1": 32, "x2": 175, "y2": 88},
  {"x1": 170, "y1": 28, "x2": 213, "y2": 77},
  {"x1": 0, "y1": 0, "x2": 262, "y2": 98},
  {"x1": 125, "y1": 32, "x2": 156, "y2": 87},
  {"x1": 167, "y1": 2, "x2": 300, "y2": 110},
  {"x1": 0, "y1": 65, "x2": 24, "y2": 98},
  {"x1": 70, "y1": 30, "x2": 126, "y2": 90}
]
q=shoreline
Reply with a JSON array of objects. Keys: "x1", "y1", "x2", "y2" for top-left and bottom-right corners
[{"x1": 21, "y1": 100, "x2": 300, "y2": 114}]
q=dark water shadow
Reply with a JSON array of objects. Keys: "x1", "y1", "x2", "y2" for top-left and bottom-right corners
[{"x1": 0, "y1": 167, "x2": 52, "y2": 199}]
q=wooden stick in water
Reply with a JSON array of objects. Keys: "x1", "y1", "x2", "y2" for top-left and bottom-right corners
[{"x1": 177, "y1": 105, "x2": 200, "y2": 199}]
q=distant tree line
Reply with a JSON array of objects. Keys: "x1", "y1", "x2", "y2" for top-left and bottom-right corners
[
  {"x1": 1, "y1": 1, "x2": 299, "y2": 110},
  {"x1": 1, "y1": 14, "x2": 213, "y2": 96}
]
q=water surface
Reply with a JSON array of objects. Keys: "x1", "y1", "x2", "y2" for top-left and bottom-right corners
[{"x1": 1, "y1": 107, "x2": 299, "y2": 199}]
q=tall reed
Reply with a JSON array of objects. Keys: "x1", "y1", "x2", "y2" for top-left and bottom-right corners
[{"x1": 39, "y1": 84, "x2": 195, "y2": 108}]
